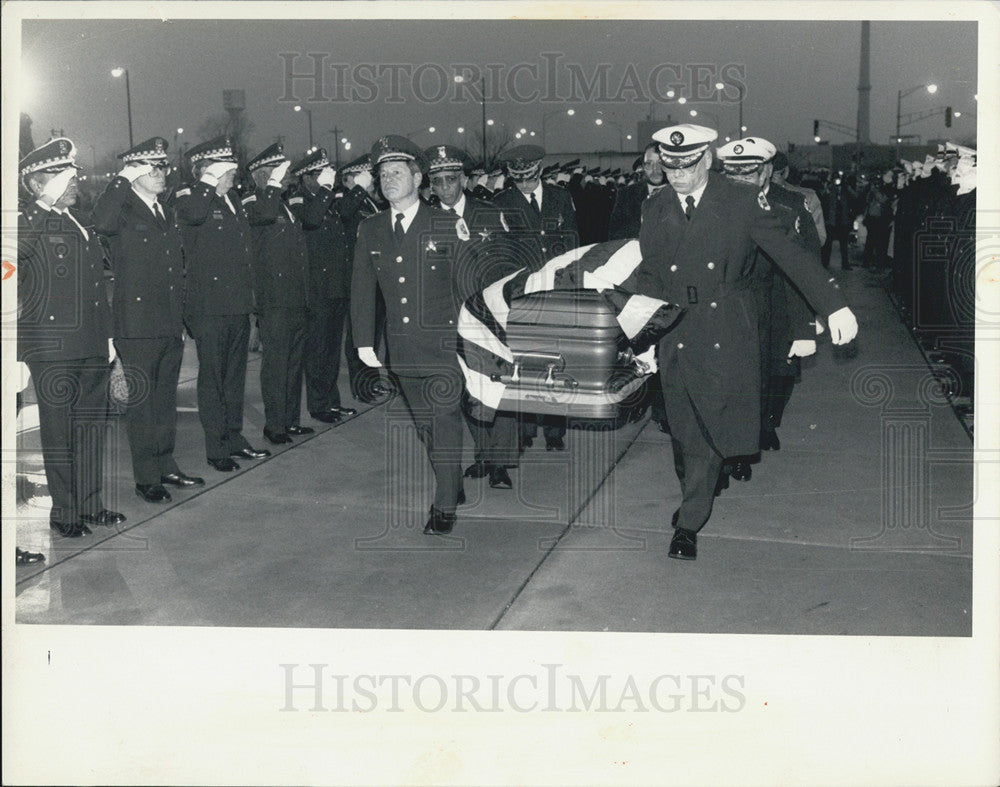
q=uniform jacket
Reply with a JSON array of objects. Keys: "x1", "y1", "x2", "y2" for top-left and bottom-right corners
[
  {"x1": 172, "y1": 180, "x2": 255, "y2": 318},
  {"x1": 289, "y1": 185, "x2": 349, "y2": 304},
  {"x1": 635, "y1": 171, "x2": 848, "y2": 455},
  {"x1": 608, "y1": 181, "x2": 661, "y2": 240},
  {"x1": 452, "y1": 191, "x2": 521, "y2": 302},
  {"x1": 92, "y1": 176, "x2": 184, "y2": 338},
  {"x1": 336, "y1": 185, "x2": 382, "y2": 270},
  {"x1": 491, "y1": 183, "x2": 579, "y2": 270},
  {"x1": 17, "y1": 201, "x2": 111, "y2": 362},
  {"x1": 351, "y1": 202, "x2": 467, "y2": 377},
  {"x1": 242, "y1": 185, "x2": 309, "y2": 311}
]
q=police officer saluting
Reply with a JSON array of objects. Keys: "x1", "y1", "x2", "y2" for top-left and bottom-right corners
[
  {"x1": 18, "y1": 138, "x2": 124, "y2": 536},
  {"x1": 633, "y1": 124, "x2": 859, "y2": 561},
  {"x1": 173, "y1": 136, "x2": 270, "y2": 471},
  {"x1": 92, "y1": 136, "x2": 204, "y2": 503},
  {"x1": 351, "y1": 136, "x2": 469, "y2": 535},
  {"x1": 243, "y1": 144, "x2": 313, "y2": 445}
]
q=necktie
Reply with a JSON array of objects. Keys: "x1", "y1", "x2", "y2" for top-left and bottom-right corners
[
  {"x1": 153, "y1": 202, "x2": 165, "y2": 222},
  {"x1": 685, "y1": 195, "x2": 696, "y2": 221},
  {"x1": 529, "y1": 192, "x2": 541, "y2": 216},
  {"x1": 394, "y1": 212, "x2": 405, "y2": 244}
]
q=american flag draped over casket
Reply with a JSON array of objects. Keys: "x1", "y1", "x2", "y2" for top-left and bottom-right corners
[{"x1": 456, "y1": 238, "x2": 683, "y2": 421}]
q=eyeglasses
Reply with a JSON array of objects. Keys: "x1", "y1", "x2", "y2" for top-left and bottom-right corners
[
  {"x1": 141, "y1": 162, "x2": 170, "y2": 172},
  {"x1": 429, "y1": 174, "x2": 461, "y2": 186}
]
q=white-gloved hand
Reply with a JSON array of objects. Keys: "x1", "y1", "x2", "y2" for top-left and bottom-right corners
[
  {"x1": 17, "y1": 361, "x2": 31, "y2": 394},
  {"x1": 353, "y1": 169, "x2": 374, "y2": 192},
  {"x1": 583, "y1": 174, "x2": 594, "y2": 184},
  {"x1": 200, "y1": 161, "x2": 237, "y2": 187},
  {"x1": 108, "y1": 338, "x2": 117, "y2": 363},
  {"x1": 267, "y1": 160, "x2": 292, "y2": 188},
  {"x1": 493, "y1": 174, "x2": 505, "y2": 190},
  {"x1": 475, "y1": 174, "x2": 489, "y2": 189},
  {"x1": 118, "y1": 162, "x2": 153, "y2": 183},
  {"x1": 316, "y1": 166, "x2": 337, "y2": 189},
  {"x1": 556, "y1": 173, "x2": 570, "y2": 185},
  {"x1": 814, "y1": 318, "x2": 825, "y2": 336},
  {"x1": 788, "y1": 339, "x2": 817, "y2": 358},
  {"x1": 39, "y1": 168, "x2": 77, "y2": 206},
  {"x1": 827, "y1": 306, "x2": 858, "y2": 345},
  {"x1": 358, "y1": 347, "x2": 382, "y2": 368}
]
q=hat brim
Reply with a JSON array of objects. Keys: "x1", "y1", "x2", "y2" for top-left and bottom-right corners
[{"x1": 658, "y1": 147, "x2": 709, "y2": 170}]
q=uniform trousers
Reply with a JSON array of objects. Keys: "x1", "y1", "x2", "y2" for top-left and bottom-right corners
[
  {"x1": 467, "y1": 410, "x2": 520, "y2": 466},
  {"x1": 27, "y1": 356, "x2": 111, "y2": 524},
  {"x1": 258, "y1": 306, "x2": 306, "y2": 432},
  {"x1": 660, "y1": 349, "x2": 725, "y2": 534},
  {"x1": 115, "y1": 336, "x2": 183, "y2": 484},
  {"x1": 394, "y1": 371, "x2": 465, "y2": 515},
  {"x1": 185, "y1": 313, "x2": 253, "y2": 460},
  {"x1": 304, "y1": 298, "x2": 350, "y2": 413}
]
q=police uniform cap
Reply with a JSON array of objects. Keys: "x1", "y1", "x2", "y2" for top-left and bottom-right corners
[
  {"x1": 341, "y1": 153, "x2": 373, "y2": 176},
  {"x1": 501, "y1": 144, "x2": 546, "y2": 178},
  {"x1": 371, "y1": 135, "x2": 427, "y2": 171},
  {"x1": 716, "y1": 137, "x2": 777, "y2": 175},
  {"x1": 631, "y1": 155, "x2": 644, "y2": 172},
  {"x1": 19, "y1": 137, "x2": 82, "y2": 177},
  {"x1": 290, "y1": 148, "x2": 330, "y2": 177},
  {"x1": 247, "y1": 143, "x2": 288, "y2": 173},
  {"x1": 652, "y1": 124, "x2": 718, "y2": 169},
  {"x1": 118, "y1": 136, "x2": 169, "y2": 164},
  {"x1": 772, "y1": 151, "x2": 789, "y2": 171},
  {"x1": 187, "y1": 135, "x2": 237, "y2": 165},
  {"x1": 424, "y1": 144, "x2": 470, "y2": 174}
]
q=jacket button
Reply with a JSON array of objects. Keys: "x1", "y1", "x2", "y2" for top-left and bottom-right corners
[
  {"x1": 213, "y1": 276, "x2": 218, "y2": 281},
  {"x1": 431, "y1": 265, "x2": 436, "y2": 270},
  {"x1": 677, "y1": 342, "x2": 684, "y2": 349},
  {"x1": 710, "y1": 302, "x2": 717, "y2": 309},
  {"x1": 168, "y1": 267, "x2": 172, "y2": 272},
  {"x1": 402, "y1": 316, "x2": 410, "y2": 324},
  {"x1": 714, "y1": 342, "x2": 720, "y2": 349},
  {"x1": 396, "y1": 255, "x2": 403, "y2": 263},
  {"x1": 707, "y1": 262, "x2": 715, "y2": 270},
  {"x1": 399, "y1": 276, "x2": 405, "y2": 283},
  {"x1": 540, "y1": 230, "x2": 546, "y2": 236},
  {"x1": 670, "y1": 265, "x2": 678, "y2": 272},
  {"x1": 401, "y1": 297, "x2": 407, "y2": 304},
  {"x1": 136, "y1": 296, "x2": 141, "y2": 301},
  {"x1": 49, "y1": 315, "x2": 55, "y2": 320}
]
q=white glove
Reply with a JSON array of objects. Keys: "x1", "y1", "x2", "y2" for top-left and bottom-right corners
[
  {"x1": 108, "y1": 338, "x2": 117, "y2": 363},
  {"x1": 119, "y1": 162, "x2": 153, "y2": 183},
  {"x1": 827, "y1": 306, "x2": 858, "y2": 345},
  {"x1": 814, "y1": 319, "x2": 825, "y2": 335},
  {"x1": 583, "y1": 175, "x2": 594, "y2": 184},
  {"x1": 556, "y1": 173, "x2": 570, "y2": 185},
  {"x1": 316, "y1": 166, "x2": 337, "y2": 189},
  {"x1": 17, "y1": 361, "x2": 31, "y2": 394},
  {"x1": 267, "y1": 160, "x2": 292, "y2": 188},
  {"x1": 493, "y1": 174, "x2": 505, "y2": 190},
  {"x1": 353, "y1": 169, "x2": 374, "y2": 192},
  {"x1": 598, "y1": 176, "x2": 608, "y2": 186},
  {"x1": 39, "y1": 168, "x2": 77, "y2": 206},
  {"x1": 788, "y1": 339, "x2": 817, "y2": 358},
  {"x1": 475, "y1": 174, "x2": 488, "y2": 188},
  {"x1": 200, "y1": 161, "x2": 237, "y2": 187},
  {"x1": 358, "y1": 347, "x2": 382, "y2": 368}
]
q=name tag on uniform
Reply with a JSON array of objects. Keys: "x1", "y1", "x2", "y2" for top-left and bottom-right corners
[
  {"x1": 370, "y1": 251, "x2": 381, "y2": 261},
  {"x1": 135, "y1": 222, "x2": 150, "y2": 231},
  {"x1": 687, "y1": 286, "x2": 698, "y2": 304},
  {"x1": 212, "y1": 210, "x2": 224, "y2": 221}
]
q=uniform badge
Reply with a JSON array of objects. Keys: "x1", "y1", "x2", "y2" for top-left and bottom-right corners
[
  {"x1": 455, "y1": 217, "x2": 470, "y2": 241},
  {"x1": 478, "y1": 228, "x2": 492, "y2": 242},
  {"x1": 557, "y1": 214, "x2": 564, "y2": 229},
  {"x1": 670, "y1": 131, "x2": 684, "y2": 146},
  {"x1": 757, "y1": 191, "x2": 771, "y2": 212},
  {"x1": 794, "y1": 215, "x2": 801, "y2": 234},
  {"x1": 734, "y1": 143, "x2": 744, "y2": 155},
  {"x1": 426, "y1": 239, "x2": 438, "y2": 253}
]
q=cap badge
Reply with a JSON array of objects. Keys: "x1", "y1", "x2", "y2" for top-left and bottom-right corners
[
  {"x1": 59, "y1": 140, "x2": 69, "y2": 154},
  {"x1": 670, "y1": 131, "x2": 684, "y2": 146},
  {"x1": 438, "y1": 146, "x2": 447, "y2": 159},
  {"x1": 734, "y1": 144, "x2": 744, "y2": 155},
  {"x1": 757, "y1": 191, "x2": 771, "y2": 212}
]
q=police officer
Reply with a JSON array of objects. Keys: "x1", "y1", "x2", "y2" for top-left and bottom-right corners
[
  {"x1": 173, "y1": 136, "x2": 270, "y2": 471},
  {"x1": 92, "y1": 136, "x2": 204, "y2": 503},
  {"x1": 633, "y1": 124, "x2": 859, "y2": 561},
  {"x1": 492, "y1": 144, "x2": 579, "y2": 452},
  {"x1": 351, "y1": 136, "x2": 470, "y2": 535},
  {"x1": 609, "y1": 143, "x2": 668, "y2": 240},
  {"x1": 18, "y1": 138, "x2": 124, "y2": 537},
  {"x1": 425, "y1": 144, "x2": 519, "y2": 490}
]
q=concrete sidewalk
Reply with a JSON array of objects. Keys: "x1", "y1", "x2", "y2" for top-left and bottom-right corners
[{"x1": 14, "y1": 268, "x2": 974, "y2": 634}]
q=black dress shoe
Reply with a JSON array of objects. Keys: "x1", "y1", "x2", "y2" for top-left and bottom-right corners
[
  {"x1": 329, "y1": 406, "x2": 357, "y2": 417},
  {"x1": 161, "y1": 471, "x2": 205, "y2": 487},
  {"x1": 488, "y1": 464, "x2": 513, "y2": 489},
  {"x1": 668, "y1": 528, "x2": 697, "y2": 560},
  {"x1": 545, "y1": 436, "x2": 566, "y2": 451},
  {"x1": 263, "y1": 429, "x2": 292, "y2": 445},
  {"x1": 135, "y1": 483, "x2": 171, "y2": 503},
  {"x1": 727, "y1": 460, "x2": 752, "y2": 482},
  {"x1": 760, "y1": 427, "x2": 781, "y2": 451},
  {"x1": 50, "y1": 521, "x2": 91, "y2": 538},
  {"x1": 287, "y1": 425, "x2": 314, "y2": 436},
  {"x1": 16, "y1": 547, "x2": 45, "y2": 565},
  {"x1": 310, "y1": 410, "x2": 342, "y2": 424},
  {"x1": 208, "y1": 457, "x2": 241, "y2": 472},
  {"x1": 231, "y1": 446, "x2": 271, "y2": 460},
  {"x1": 714, "y1": 471, "x2": 730, "y2": 497},
  {"x1": 423, "y1": 507, "x2": 456, "y2": 535},
  {"x1": 464, "y1": 460, "x2": 490, "y2": 479},
  {"x1": 80, "y1": 509, "x2": 126, "y2": 527}
]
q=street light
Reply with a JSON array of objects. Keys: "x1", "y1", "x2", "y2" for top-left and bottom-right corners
[
  {"x1": 111, "y1": 67, "x2": 134, "y2": 147},
  {"x1": 689, "y1": 108, "x2": 721, "y2": 130},
  {"x1": 541, "y1": 108, "x2": 575, "y2": 149},
  {"x1": 173, "y1": 127, "x2": 184, "y2": 168},
  {"x1": 294, "y1": 105, "x2": 314, "y2": 148},
  {"x1": 895, "y1": 83, "x2": 937, "y2": 156},
  {"x1": 595, "y1": 116, "x2": 627, "y2": 153}
]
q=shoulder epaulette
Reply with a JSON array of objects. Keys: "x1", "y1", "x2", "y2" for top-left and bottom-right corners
[
  {"x1": 174, "y1": 187, "x2": 191, "y2": 198},
  {"x1": 241, "y1": 194, "x2": 257, "y2": 204},
  {"x1": 288, "y1": 196, "x2": 304, "y2": 206}
]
